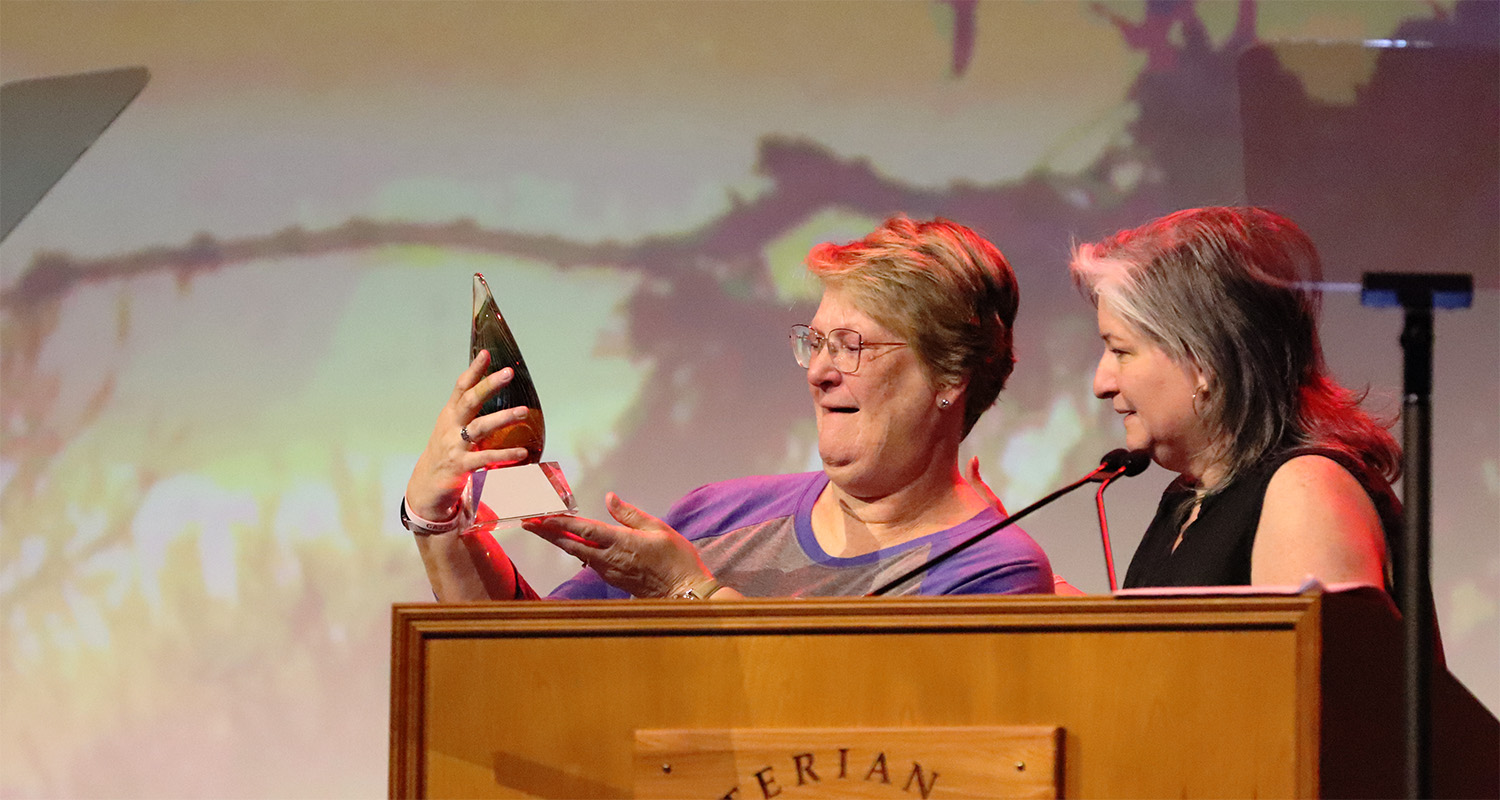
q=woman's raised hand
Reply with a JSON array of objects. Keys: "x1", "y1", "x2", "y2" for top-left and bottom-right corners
[
  {"x1": 405, "y1": 350, "x2": 534, "y2": 520},
  {"x1": 521, "y1": 492, "x2": 716, "y2": 598}
]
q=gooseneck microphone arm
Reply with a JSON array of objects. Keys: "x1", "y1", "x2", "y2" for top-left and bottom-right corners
[
  {"x1": 867, "y1": 450, "x2": 1142, "y2": 597},
  {"x1": 1094, "y1": 475, "x2": 1121, "y2": 592},
  {"x1": 1092, "y1": 449, "x2": 1149, "y2": 592}
]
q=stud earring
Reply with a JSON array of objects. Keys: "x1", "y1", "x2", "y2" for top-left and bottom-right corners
[{"x1": 938, "y1": 398, "x2": 951, "y2": 409}]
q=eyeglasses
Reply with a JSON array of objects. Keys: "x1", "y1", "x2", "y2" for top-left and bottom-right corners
[{"x1": 789, "y1": 324, "x2": 906, "y2": 374}]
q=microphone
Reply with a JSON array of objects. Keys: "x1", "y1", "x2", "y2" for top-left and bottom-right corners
[
  {"x1": 1091, "y1": 449, "x2": 1150, "y2": 590},
  {"x1": 868, "y1": 450, "x2": 1151, "y2": 596},
  {"x1": 1092, "y1": 448, "x2": 1149, "y2": 480}
]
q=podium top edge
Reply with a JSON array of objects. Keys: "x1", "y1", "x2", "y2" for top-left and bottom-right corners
[{"x1": 389, "y1": 591, "x2": 1375, "y2": 633}]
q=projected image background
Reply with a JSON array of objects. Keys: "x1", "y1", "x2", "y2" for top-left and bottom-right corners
[{"x1": 2, "y1": 2, "x2": 1495, "y2": 797}]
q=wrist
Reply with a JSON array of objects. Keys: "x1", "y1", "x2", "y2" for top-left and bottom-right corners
[
  {"x1": 405, "y1": 485, "x2": 460, "y2": 521},
  {"x1": 400, "y1": 497, "x2": 458, "y2": 534},
  {"x1": 410, "y1": 498, "x2": 460, "y2": 524},
  {"x1": 400, "y1": 481, "x2": 475, "y2": 535},
  {"x1": 402, "y1": 477, "x2": 471, "y2": 534},
  {"x1": 669, "y1": 577, "x2": 724, "y2": 600}
]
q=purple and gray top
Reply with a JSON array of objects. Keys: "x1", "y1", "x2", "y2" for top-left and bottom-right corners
[{"x1": 549, "y1": 471, "x2": 1053, "y2": 599}]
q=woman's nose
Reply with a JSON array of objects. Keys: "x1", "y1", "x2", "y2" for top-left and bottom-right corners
[
  {"x1": 806, "y1": 343, "x2": 841, "y2": 387},
  {"x1": 1092, "y1": 353, "x2": 1117, "y2": 399}
]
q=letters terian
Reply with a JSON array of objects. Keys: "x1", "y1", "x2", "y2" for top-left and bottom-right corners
[{"x1": 719, "y1": 748, "x2": 939, "y2": 800}]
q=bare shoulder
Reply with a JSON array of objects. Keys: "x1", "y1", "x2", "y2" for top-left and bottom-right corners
[
  {"x1": 1251, "y1": 454, "x2": 1388, "y2": 587},
  {"x1": 1267, "y1": 454, "x2": 1368, "y2": 498}
]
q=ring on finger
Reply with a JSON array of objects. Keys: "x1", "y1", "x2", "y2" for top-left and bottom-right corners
[{"x1": 460, "y1": 426, "x2": 474, "y2": 446}]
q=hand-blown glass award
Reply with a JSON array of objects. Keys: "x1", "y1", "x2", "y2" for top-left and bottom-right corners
[
  {"x1": 468, "y1": 273, "x2": 576, "y2": 521},
  {"x1": 471, "y1": 272, "x2": 546, "y2": 462}
]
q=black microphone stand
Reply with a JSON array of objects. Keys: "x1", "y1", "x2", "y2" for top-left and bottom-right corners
[
  {"x1": 867, "y1": 461, "x2": 1119, "y2": 597},
  {"x1": 1361, "y1": 271, "x2": 1472, "y2": 800}
]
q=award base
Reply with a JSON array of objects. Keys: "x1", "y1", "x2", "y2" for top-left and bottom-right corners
[{"x1": 472, "y1": 462, "x2": 578, "y2": 523}]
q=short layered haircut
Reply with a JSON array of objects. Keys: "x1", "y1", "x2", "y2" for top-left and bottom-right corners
[{"x1": 806, "y1": 215, "x2": 1019, "y2": 438}]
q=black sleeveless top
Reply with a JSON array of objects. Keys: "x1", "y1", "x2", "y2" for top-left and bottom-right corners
[{"x1": 1122, "y1": 449, "x2": 1401, "y2": 589}]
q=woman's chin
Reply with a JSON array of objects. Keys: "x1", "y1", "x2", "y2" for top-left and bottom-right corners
[
  {"x1": 820, "y1": 457, "x2": 869, "y2": 491},
  {"x1": 819, "y1": 454, "x2": 852, "y2": 477},
  {"x1": 1120, "y1": 429, "x2": 1149, "y2": 454}
]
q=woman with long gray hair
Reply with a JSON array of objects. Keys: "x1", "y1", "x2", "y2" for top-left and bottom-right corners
[{"x1": 1070, "y1": 206, "x2": 1401, "y2": 590}]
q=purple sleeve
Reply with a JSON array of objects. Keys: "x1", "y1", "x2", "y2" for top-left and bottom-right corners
[
  {"x1": 922, "y1": 521, "x2": 1055, "y2": 596},
  {"x1": 660, "y1": 474, "x2": 810, "y2": 543},
  {"x1": 547, "y1": 567, "x2": 628, "y2": 599},
  {"x1": 545, "y1": 474, "x2": 812, "y2": 599}
]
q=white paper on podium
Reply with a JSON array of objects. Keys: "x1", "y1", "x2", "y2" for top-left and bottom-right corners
[
  {"x1": 1112, "y1": 577, "x2": 1384, "y2": 598},
  {"x1": 472, "y1": 462, "x2": 578, "y2": 523}
]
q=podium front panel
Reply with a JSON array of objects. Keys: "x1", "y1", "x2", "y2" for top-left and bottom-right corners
[{"x1": 390, "y1": 594, "x2": 1387, "y2": 798}]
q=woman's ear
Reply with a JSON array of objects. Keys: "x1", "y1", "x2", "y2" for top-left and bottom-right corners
[
  {"x1": 936, "y1": 372, "x2": 970, "y2": 409},
  {"x1": 1189, "y1": 366, "x2": 1214, "y2": 414},
  {"x1": 1182, "y1": 352, "x2": 1211, "y2": 396}
]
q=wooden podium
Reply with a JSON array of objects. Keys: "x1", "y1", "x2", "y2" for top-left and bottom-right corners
[{"x1": 390, "y1": 590, "x2": 1496, "y2": 799}]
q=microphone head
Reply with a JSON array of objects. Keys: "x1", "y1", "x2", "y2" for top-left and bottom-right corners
[
  {"x1": 1094, "y1": 449, "x2": 1151, "y2": 479},
  {"x1": 1099, "y1": 448, "x2": 1131, "y2": 470}
]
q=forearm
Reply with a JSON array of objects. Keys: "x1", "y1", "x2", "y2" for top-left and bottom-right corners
[
  {"x1": 404, "y1": 351, "x2": 546, "y2": 601},
  {"x1": 405, "y1": 481, "x2": 533, "y2": 601},
  {"x1": 413, "y1": 527, "x2": 528, "y2": 601}
]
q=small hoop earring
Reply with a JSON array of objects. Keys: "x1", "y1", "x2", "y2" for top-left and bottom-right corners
[{"x1": 1192, "y1": 387, "x2": 1209, "y2": 417}]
